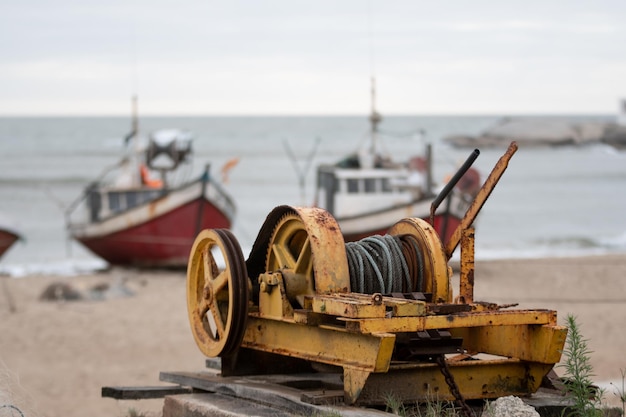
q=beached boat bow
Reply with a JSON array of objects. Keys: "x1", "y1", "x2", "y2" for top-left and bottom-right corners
[{"x1": 66, "y1": 125, "x2": 236, "y2": 268}]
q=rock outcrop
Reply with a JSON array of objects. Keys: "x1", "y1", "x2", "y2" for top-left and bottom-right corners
[{"x1": 444, "y1": 117, "x2": 626, "y2": 149}]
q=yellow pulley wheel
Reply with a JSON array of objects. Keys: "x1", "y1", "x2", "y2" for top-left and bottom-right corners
[
  {"x1": 265, "y1": 206, "x2": 350, "y2": 306},
  {"x1": 187, "y1": 229, "x2": 248, "y2": 358},
  {"x1": 388, "y1": 217, "x2": 451, "y2": 303}
]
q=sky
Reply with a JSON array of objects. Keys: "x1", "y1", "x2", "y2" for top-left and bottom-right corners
[{"x1": 1, "y1": 0, "x2": 626, "y2": 116}]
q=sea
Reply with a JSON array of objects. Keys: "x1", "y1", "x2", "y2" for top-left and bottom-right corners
[{"x1": 1, "y1": 114, "x2": 626, "y2": 277}]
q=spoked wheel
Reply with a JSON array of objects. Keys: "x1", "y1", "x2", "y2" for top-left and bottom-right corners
[
  {"x1": 187, "y1": 229, "x2": 249, "y2": 358},
  {"x1": 266, "y1": 213, "x2": 316, "y2": 307},
  {"x1": 265, "y1": 207, "x2": 349, "y2": 307}
]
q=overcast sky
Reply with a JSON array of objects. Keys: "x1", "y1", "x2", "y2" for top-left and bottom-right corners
[{"x1": 1, "y1": 0, "x2": 625, "y2": 116}]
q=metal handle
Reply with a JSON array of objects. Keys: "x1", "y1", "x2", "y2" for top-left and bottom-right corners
[{"x1": 429, "y1": 149, "x2": 480, "y2": 225}]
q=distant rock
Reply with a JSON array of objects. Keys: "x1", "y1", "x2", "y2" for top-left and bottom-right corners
[
  {"x1": 39, "y1": 278, "x2": 136, "y2": 302},
  {"x1": 600, "y1": 123, "x2": 626, "y2": 149},
  {"x1": 88, "y1": 279, "x2": 136, "y2": 300},
  {"x1": 39, "y1": 282, "x2": 83, "y2": 301},
  {"x1": 444, "y1": 117, "x2": 626, "y2": 149}
]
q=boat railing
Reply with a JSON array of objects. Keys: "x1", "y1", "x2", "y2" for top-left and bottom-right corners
[
  {"x1": 319, "y1": 166, "x2": 427, "y2": 195},
  {"x1": 100, "y1": 188, "x2": 166, "y2": 219},
  {"x1": 67, "y1": 186, "x2": 167, "y2": 225},
  {"x1": 201, "y1": 167, "x2": 236, "y2": 217},
  {"x1": 66, "y1": 164, "x2": 234, "y2": 228}
]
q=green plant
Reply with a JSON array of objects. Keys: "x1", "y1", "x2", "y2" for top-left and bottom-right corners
[
  {"x1": 481, "y1": 400, "x2": 495, "y2": 417},
  {"x1": 126, "y1": 408, "x2": 146, "y2": 417},
  {"x1": 382, "y1": 390, "x2": 465, "y2": 417},
  {"x1": 384, "y1": 392, "x2": 408, "y2": 416},
  {"x1": 559, "y1": 313, "x2": 604, "y2": 417},
  {"x1": 413, "y1": 399, "x2": 459, "y2": 417},
  {"x1": 609, "y1": 368, "x2": 626, "y2": 417}
]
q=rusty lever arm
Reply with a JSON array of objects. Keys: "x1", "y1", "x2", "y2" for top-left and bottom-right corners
[{"x1": 445, "y1": 141, "x2": 518, "y2": 259}]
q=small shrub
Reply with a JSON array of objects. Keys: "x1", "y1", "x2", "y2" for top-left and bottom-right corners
[
  {"x1": 126, "y1": 408, "x2": 146, "y2": 417},
  {"x1": 559, "y1": 313, "x2": 603, "y2": 417},
  {"x1": 609, "y1": 368, "x2": 626, "y2": 417},
  {"x1": 383, "y1": 390, "x2": 461, "y2": 417},
  {"x1": 384, "y1": 392, "x2": 407, "y2": 416}
]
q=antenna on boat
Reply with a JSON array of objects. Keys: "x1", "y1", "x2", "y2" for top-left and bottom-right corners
[
  {"x1": 369, "y1": 77, "x2": 382, "y2": 155},
  {"x1": 131, "y1": 95, "x2": 138, "y2": 139},
  {"x1": 123, "y1": 95, "x2": 139, "y2": 146},
  {"x1": 367, "y1": 0, "x2": 381, "y2": 156},
  {"x1": 283, "y1": 137, "x2": 320, "y2": 205},
  {"x1": 127, "y1": 21, "x2": 139, "y2": 147},
  {"x1": 131, "y1": 95, "x2": 140, "y2": 155}
]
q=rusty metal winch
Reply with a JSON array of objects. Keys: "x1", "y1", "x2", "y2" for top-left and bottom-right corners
[{"x1": 185, "y1": 142, "x2": 567, "y2": 408}]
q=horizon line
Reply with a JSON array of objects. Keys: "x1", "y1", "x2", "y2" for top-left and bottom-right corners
[{"x1": 0, "y1": 111, "x2": 616, "y2": 118}]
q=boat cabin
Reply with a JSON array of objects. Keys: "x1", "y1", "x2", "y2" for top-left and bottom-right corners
[
  {"x1": 315, "y1": 164, "x2": 429, "y2": 218},
  {"x1": 82, "y1": 129, "x2": 195, "y2": 223},
  {"x1": 86, "y1": 186, "x2": 164, "y2": 222}
]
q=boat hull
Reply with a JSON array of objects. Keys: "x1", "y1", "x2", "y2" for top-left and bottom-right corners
[
  {"x1": 74, "y1": 198, "x2": 230, "y2": 267},
  {"x1": 335, "y1": 195, "x2": 466, "y2": 245},
  {"x1": 341, "y1": 213, "x2": 461, "y2": 245},
  {"x1": 315, "y1": 156, "x2": 477, "y2": 247},
  {"x1": 0, "y1": 229, "x2": 20, "y2": 260},
  {"x1": 69, "y1": 176, "x2": 235, "y2": 268}
]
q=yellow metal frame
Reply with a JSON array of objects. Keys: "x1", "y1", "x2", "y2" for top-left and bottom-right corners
[
  {"x1": 238, "y1": 292, "x2": 566, "y2": 404},
  {"x1": 353, "y1": 359, "x2": 557, "y2": 404},
  {"x1": 186, "y1": 143, "x2": 568, "y2": 405}
]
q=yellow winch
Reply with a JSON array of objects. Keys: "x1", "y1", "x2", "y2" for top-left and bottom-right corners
[{"x1": 185, "y1": 142, "x2": 567, "y2": 407}]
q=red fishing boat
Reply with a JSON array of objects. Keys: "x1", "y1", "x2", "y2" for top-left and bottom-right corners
[
  {"x1": 66, "y1": 104, "x2": 236, "y2": 268},
  {"x1": 0, "y1": 215, "x2": 21, "y2": 260},
  {"x1": 314, "y1": 79, "x2": 480, "y2": 244}
]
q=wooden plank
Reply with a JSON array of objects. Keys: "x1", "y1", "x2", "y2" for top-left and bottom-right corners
[{"x1": 101, "y1": 385, "x2": 192, "y2": 400}]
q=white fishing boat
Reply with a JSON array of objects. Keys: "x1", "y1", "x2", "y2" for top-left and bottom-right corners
[{"x1": 314, "y1": 79, "x2": 481, "y2": 244}]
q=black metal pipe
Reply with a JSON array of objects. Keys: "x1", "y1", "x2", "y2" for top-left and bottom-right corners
[{"x1": 429, "y1": 149, "x2": 480, "y2": 225}]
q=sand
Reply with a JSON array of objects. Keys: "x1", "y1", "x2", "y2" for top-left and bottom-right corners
[{"x1": 1, "y1": 254, "x2": 625, "y2": 417}]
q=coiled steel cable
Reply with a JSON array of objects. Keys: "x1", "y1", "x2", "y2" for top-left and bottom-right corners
[{"x1": 345, "y1": 234, "x2": 425, "y2": 294}]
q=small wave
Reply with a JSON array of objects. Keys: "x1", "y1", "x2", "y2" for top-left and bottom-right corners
[
  {"x1": 0, "y1": 177, "x2": 92, "y2": 186},
  {"x1": 599, "y1": 142, "x2": 626, "y2": 156},
  {"x1": 475, "y1": 233, "x2": 626, "y2": 260},
  {"x1": 475, "y1": 245, "x2": 613, "y2": 261},
  {"x1": 538, "y1": 236, "x2": 601, "y2": 249},
  {"x1": 541, "y1": 234, "x2": 626, "y2": 252},
  {"x1": 598, "y1": 230, "x2": 626, "y2": 249},
  {"x1": 0, "y1": 258, "x2": 108, "y2": 278}
]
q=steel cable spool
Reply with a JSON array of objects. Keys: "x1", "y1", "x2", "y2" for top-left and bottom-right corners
[
  {"x1": 186, "y1": 205, "x2": 451, "y2": 359},
  {"x1": 345, "y1": 234, "x2": 423, "y2": 294},
  {"x1": 258, "y1": 206, "x2": 450, "y2": 303},
  {"x1": 399, "y1": 234, "x2": 425, "y2": 292}
]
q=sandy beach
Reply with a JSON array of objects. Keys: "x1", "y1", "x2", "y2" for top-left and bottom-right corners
[{"x1": 1, "y1": 254, "x2": 625, "y2": 417}]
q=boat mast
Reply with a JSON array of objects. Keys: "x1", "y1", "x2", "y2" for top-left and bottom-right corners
[
  {"x1": 131, "y1": 95, "x2": 139, "y2": 152},
  {"x1": 369, "y1": 77, "x2": 382, "y2": 154},
  {"x1": 118, "y1": 94, "x2": 142, "y2": 188}
]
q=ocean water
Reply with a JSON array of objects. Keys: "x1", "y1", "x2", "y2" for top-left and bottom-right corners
[{"x1": 1, "y1": 114, "x2": 625, "y2": 277}]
